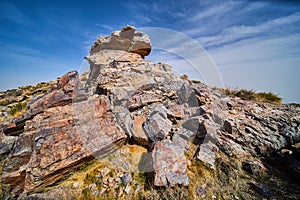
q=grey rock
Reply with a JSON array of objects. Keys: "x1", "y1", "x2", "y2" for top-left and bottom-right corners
[
  {"x1": 0, "y1": 134, "x2": 17, "y2": 155},
  {"x1": 178, "y1": 83, "x2": 199, "y2": 107},
  {"x1": 121, "y1": 172, "x2": 132, "y2": 184},
  {"x1": 113, "y1": 106, "x2": 133, "y2": 138},
  {"x1": 242, "y1": 160, "x2": 263, "y2": 176},
  {"x1": 152, "y1": 140, "x2": 189, "y2": 186},
  {"x1": 197, "y1": 142, "x2": 218, "y2": 169},
  {"x1": 143, "y1": 104, "x2": 172, "y2": 142}
]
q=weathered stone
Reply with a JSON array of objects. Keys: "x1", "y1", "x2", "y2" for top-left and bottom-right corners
[
  {"x1": 242, "y1": 160, "x2": 264, "y2": 176},
  {"x1": 2, "y1": 131, "x2": 35, "y2": 194},
  {"x1": 121, "y1": 172, "x2": 132, "y2": 184},
  {"x1": 127, "y1": 92, "x2": 160, "y2": 111},
  {"x1": 178, "y1": 83, "x2": 199, "y2": 107},
  {"x1": 0, "y1": 134, "x2": 17, "y2": 155},
  {"x1": 3, "y1": 116, "x2": 30, "y2": 136},
  {"x1": 2, "y1": 95, "x2": 127, "y2": 194},
  {"x1": 143, "y1": 105, "x2": 172, "y2": 142},
  {"x1": 90, "y1": 25, "x2": 151, "y2": 57},
  {"x1": 181, "y1": 117, "x2": 221, "y2": 144},
  {"x1": 1, "y1": 25, "x2": 300, "y2": 199},
  {"x1": 197, "y1": 142, "x2": 218, "y2": 169},
  {"x1": 114, "y1": 107, "x2": 133, "y2": 137},
  {"x1": 216, "y1": 137, "x2": 249, "y2": 157},
  {"x1": 152, "y1": 140, "x2": 189, "y2": 186},
  {"x1": 131, "y1": 116, "x2": 148, "y2": 146},
  {"x1": 29, "y1": 71, "x2": 80, "y2": 116},
  {"x1": 25, "y1": 95, "x2": 126, "y2": 192},
  {"x1": 167, "y1": 104, "x2": 185, "y2": 119}
]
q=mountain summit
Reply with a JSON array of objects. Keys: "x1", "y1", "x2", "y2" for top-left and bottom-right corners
[{"x1": 0, "y1": 25, "x2": 299, "y2": 200}]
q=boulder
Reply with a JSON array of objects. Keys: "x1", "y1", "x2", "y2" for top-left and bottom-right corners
[
  {"x1": 152, "y1": 140, "x2": 189, "y2": 186},
  {"x1": 24, "y1": 96, "x2": 127, "y2": 192},
  {"x1": 131, "y1": 115, "x2": 149, "y2": 146},
  {"x1": 29, "y1": 70, "x2": 80, "y2": 116},
  {"x1": 197, "y1": 142, "x2": 218, "y2": 169},
  {"x1": 90, "y1": 25, "x2": 151, "y2": 57},
  {"x1": 143, "y1": 104, "x2": 172, "y2": 142}
]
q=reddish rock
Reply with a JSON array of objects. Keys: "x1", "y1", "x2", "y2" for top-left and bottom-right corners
[
  {"x1": 127, "y1": 92, "x2": 160, "y2": 111},
  {"x1": 1, "y1": 131, "x2": 34, "y2": 194},
  {"x1": 29, "y1": 71, "x2": 79, "y2": 116},
  {"x1": 131, "y1": 116, "x2": 148, "y2": 146},
  {"x1": 167, "y1": 104, "x2": 185, "y2": 119},
  {"x1": 1, "y1": 95, "x2": 127, "y2": 194},
  {"x1": 25, "y1": 95, "x2": 127, "y2": 192},
  {"x1": 152, "y1": 140, "x2": 189, "y2": 186}
]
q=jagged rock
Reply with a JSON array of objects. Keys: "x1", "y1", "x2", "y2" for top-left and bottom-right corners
[
  {"x1": 197, "y1": 142, "x2": 218, "y2": 169},
  {"x1": 152, "y1": 140, "x2": 189, "y2": 186},
  {"x1": 114, "y1": 107, "x2": 133, "y2": 137},
  {"x1": 216, "y1": 136, "x2": 249, "y2": 157},
  {"x1": 167, "y1": 104, "x2": 185, "y2": 119},
  {"x1": 181, "y1": 116, "x2": 221, "y2": 144},
  {"x1": 0, "y1": 134, "x2": 17, "y2": 155},
  {"x1": 127, "y1": 92, "x2": 161, "y2": 111},
  {"x1": 29, "y1": 70, "x2": 80, "y2": 116},
  {"x1": 1, "y1": 25, "x2": 300, "y2": 200},
  {"x1": 143, "y1": 104, "x2": 172, "y2": 142},
  {"x1": 2, "y1": 131, "x2": 35, "y2": 195},
  {"x1": 3, "y1": 116, "x2": 30, "y2": 136},
  {"x1": 24, "y1": 95, "x2": 126, "y2": 192},
  {"x1": 131, "y1": 116, "x2": 148, "y2": 146},
  {"x1": 90, "y1": 25, "x2": 151, "y2": 57},
  {"x1": 1, "y1": 72, "x2": 127, "y2": 195},
  {"x1": 178, "y1": 83, "x2": 199, "y2": 107},
  {"x1": 242, "y1": 160, "x2": 264, "y2": 176}
]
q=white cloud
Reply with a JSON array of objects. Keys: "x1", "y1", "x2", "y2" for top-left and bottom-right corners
[
  {"x1": 195, "y1": 12, "x2": 300, "y2": 48},
  {"x1": 209, "y1": 34, "x2": 300, "y2": 103},
  {"x1": 191, "y1": 1, "x2": 238, "y2": 22}
]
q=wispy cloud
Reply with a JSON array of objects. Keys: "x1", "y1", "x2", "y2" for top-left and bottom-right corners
[
  {"x1": 195, "y1": 12, "x2": 300, "y2": 48},
  {"x1": 209, "y1": 33, "x2": 300, "y2": 103},
  {"x1": 191, "y1": 1, "x2": 238, "y2": 22},
  {"x1": 0, "y1": 43, "x2": 70, "y2": 68},
  {"x1": 0, "y1": 2, "x2": 31, "y2": 25}
]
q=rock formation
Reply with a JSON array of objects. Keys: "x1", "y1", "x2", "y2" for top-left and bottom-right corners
[{"x1": 0, "y1": 25, "x2": 299, "y2": 200}]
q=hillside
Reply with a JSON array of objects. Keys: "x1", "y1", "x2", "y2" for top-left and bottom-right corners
[{"x1": 0, "y1": 25, "x2": 300, "y2": 200}]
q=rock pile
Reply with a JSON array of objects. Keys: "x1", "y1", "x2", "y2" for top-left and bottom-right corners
[{"x1": 0, "y1": 25, "x2": 299, "y2": 199}]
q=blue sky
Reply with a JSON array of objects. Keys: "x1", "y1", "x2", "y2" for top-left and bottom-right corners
[{"x1": 0, "y1": 0, "x2": 299, "y2": 103}]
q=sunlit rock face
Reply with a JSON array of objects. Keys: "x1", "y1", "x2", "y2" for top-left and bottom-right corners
[
  {"x1": 0, "y1": 25, "x2": 299, "y2": 200},
  {"x1": 90, "y1": 25, "x2": 151, "y2": 58}
]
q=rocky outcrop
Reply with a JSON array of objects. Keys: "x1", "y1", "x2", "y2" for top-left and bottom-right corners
[
  {"x1": 0, "y1": 25, "x2": 299, "y2": 199},
  {"x1": 1, "y1": 70, "x2": 127, "y2": 195},
  {"x1": 90, "y1": 25, "x2": 151, "y2": 57}
]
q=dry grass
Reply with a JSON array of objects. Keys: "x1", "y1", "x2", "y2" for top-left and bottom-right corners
[{"x1": 215, "y1": 87, "x2": 282, "y2": 104}]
